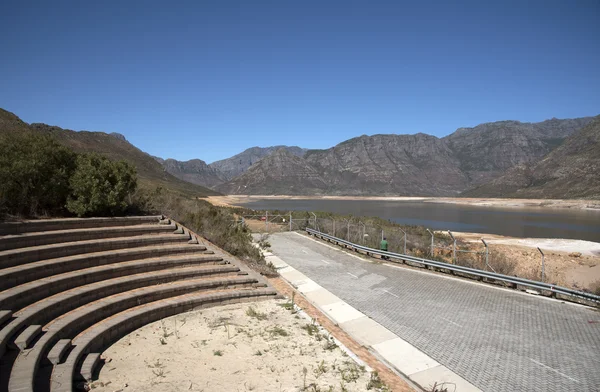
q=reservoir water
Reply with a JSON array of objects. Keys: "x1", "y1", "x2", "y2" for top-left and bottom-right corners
[{"x1": 234, "y1": 199, "x2": 600, "y2": 242}]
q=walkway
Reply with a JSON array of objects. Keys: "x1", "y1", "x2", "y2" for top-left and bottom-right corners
[{"x1": 268, "y1": 232, "x2": 600, "y2": 392}]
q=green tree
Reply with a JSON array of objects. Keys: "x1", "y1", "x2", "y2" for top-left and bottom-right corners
[
  {"x1": 67, "y1": 153, "x2": 137, "y2": 217},
  {"x1": 0, "y1": 133, "x2": 77, "y2": 216}
]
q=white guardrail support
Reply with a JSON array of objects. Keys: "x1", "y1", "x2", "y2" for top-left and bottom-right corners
[{"x1": 305, "y1": 228, "x2": 600, "y2": 305}]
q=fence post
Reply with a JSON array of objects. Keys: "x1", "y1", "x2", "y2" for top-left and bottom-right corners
[
  {"x1": 265, "y1": 211, "x2": 268, "y2": 231},
  {"x1": 538, "y1": 247, "x2": 545, "y2": 282},
  {"x1": 310, "y1": 212, "x2": 317, "y2": 230},
  {"x1": 333, "y1": 220, "x2": 336, "y2": 237},
  {"x1": 481, "y1": 239, "x2": 492, "y2": 271},
  {"x1": 426, "y1": 229, "x2": 434, "y2": 257},
  {"x1": 448, "y1": 231, "x2": 456, "y2": 263},
  {"x1": 399, "y1": 228, "x2": 407, "y2": 255},
  {"x1": 289, "y1": 212, "x2": 292, "y2": 231}
]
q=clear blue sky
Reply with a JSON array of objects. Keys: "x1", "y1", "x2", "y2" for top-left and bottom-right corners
[{"x1": 1, "y1": 0, "x2": 599, "y2": 163}]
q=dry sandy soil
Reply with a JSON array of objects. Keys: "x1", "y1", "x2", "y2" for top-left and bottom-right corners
[
  {"x1": 206, "y1": 195, "x2": 600, "y2": 210},
  {"x1": 92, "y1": 299, "x2": 388, "y2": 392},
  {"x1": 454, "y1": 232, "x2": 600, "y2": 290}
]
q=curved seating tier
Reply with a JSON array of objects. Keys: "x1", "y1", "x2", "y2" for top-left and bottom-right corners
[
  {"x1": 0, "y1": 244, "x2": 211, "y2": 292},
  {"x1": 0, "y1": 216, "x2": 276, "y2": 392},
  {"x1": 49, "y1": 289, "x2": 275, "y2": 392},
  {"x1": 0, "y1": 216, "x2": 163, "y2": 236},
  {"x1": 0, "y1": 223, "x2": 178, "y2": 252}
]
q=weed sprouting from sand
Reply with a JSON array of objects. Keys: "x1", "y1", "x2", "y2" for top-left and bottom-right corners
[
  {"x1": 269, "y1": 325, "x2": 289, "y2": 337},
  {"x1": 313, "y1": 360, "x2": 328, "y2": 378},
  {"x1": 152, "y1": 368, "x2": 168, "y2": 378},
  {"x1": 246, "y1": 306, "x2": 268, "y2": 320},
  {"x1": 302, "y1": 321, "x2": 319, "y2": 336},
  {"x1": 323, "y1": 336, "x2": 338, "y2": 351},
  {"x1": 278, "y1": 302, "x2": 294, "y2": 311},
  {"x1": 366, "y1": 371, "x2": 391, "y2": 391},
  {"x1": 427, "y1": 381, "x2": 456, "y2": 392},
  {"x1": 339, "y1": 361, "x2": 362, "y2": 383},
  {"x1": 160, "y1": 320, "x2": 174, "y2": 339},
  {"x1": 302, "y1": 367, "x2": 308, "y2": 389},
  {"x1": 213, "y1": 350, "x2": 223, "y2": 356}
]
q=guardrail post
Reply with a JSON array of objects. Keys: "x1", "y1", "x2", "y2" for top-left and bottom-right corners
[
  {"x1": 448, "y1": 231, "x2": 456, "y2": 263},
  {"x1": 426, "y1": 229, "x2": 434, "y2": 257},
  {"x1": 538, "y1": 247, "x2": 545, "y2": 282}
]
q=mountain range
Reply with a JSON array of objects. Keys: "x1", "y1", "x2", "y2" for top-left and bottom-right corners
[
  {"x1": 2, "y1": 107, "x2": 598, "y2": 199},
  {"x1": 159, "y1": 116, "x2": 598, "y2": 198}
]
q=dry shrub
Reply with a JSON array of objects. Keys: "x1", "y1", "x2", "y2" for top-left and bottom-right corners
[
  {"x1": 143, "y1": 187, "x2": 277, "y2": 277},
  {"x1": 588, "y1": 280, "x2": 600, "y2": 296},
  {"x1": 489, "y1": 251, "x2": 517, "y2": 276}
]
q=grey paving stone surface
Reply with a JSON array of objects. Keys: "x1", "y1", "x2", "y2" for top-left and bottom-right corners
[{"x1": 269, "y1": 232, "x2": 600, "y2": 392}]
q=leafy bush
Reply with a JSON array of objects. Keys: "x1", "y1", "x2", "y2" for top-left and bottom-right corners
[
  {"x1": 0, "y1": 133, "x2": 77, "y2": 217},
  {"x1": 67, "y1": 153, "x2": 137, "y2": 217}
]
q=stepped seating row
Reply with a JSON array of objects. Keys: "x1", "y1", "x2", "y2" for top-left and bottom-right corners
[{"x1": 0, "y1": 216, "x2": 277, "y2": 392}]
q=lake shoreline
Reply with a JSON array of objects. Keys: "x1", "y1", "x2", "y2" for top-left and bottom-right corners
[{"x1": 206, "y1": 195, "x2": 600, "y2": 210}]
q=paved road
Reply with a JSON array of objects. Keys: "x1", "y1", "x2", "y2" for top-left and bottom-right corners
[{"x1": 268, "y1": 232, "x2": 600, "y2": 392}]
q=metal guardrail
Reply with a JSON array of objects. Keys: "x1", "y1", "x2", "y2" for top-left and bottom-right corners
[{"x1": 306, "y1": 228, "x2": 600, "y2": 305}]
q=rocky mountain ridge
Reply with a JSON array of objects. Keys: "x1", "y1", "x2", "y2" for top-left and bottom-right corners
[
  {"x1": 215, "y1": 149, "x2": 328, "y2": 195},
  {"x1": 462, "y1": 116, "x2": 600, "y2": 199},
  {"x1": 209, "y1": 146, "x2": 307, "y2": 181},
  {"x1": 211, "y1": 116, "x2": 595, "y2": 197},
  {"x1": 154, "y1": 157, "x2": 226, "y2": 188}
]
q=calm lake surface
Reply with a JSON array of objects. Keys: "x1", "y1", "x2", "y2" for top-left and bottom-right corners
[{"x1": 235, "y1": 199, "x2": 600, "y2": 242}]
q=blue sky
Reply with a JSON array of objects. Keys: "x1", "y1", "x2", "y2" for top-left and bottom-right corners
[{"x1": 1, "y1": 0, "x2": 599, "y2": 163}]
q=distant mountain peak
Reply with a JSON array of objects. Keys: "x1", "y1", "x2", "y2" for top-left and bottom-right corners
[
  {"x1": 110, "y1": 132, "x2": 127, "y2": 141},
  {"x1": 208, "y1": 145, "x2": 307, "y2": 181}
]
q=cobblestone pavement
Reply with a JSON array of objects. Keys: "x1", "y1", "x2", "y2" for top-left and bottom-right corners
[{"x1": 268, "y1": 232, "x2": 600, "y2": 392}]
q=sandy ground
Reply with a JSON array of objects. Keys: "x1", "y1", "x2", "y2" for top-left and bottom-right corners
[
  {"x1": 443, "y1": 232, "x2": 600, "y2": 290},
  {"x1": 454, "y1": 231, "x2": 600, "y2": 257},
  {"x1": 93, "y1": 299, "x2": 389, "y2": 392},
  {"x1": 206, "y1": 195, "x2": 600, "y2": 210}
]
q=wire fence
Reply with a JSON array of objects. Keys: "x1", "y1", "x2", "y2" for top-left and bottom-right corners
[{"x1": 238, "y1": 211, "x2": 551, "y2": 282}]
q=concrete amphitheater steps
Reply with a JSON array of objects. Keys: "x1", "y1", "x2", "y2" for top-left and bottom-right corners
[
  {"x1": 0, "y1": 233, "x2": 192, "y2": 269},
  {"x1": 0, "y1": 223, "x2": 178, "y2": 252},
  {"x1": 48, "y1": 288, "x2": 276, "y2": 392},
  {"x1": 0, "y1": 252, "x2": 219, "y2": 312},
  {"x1": 0, "y1": 216, "x2": 163, "y2": 236},
  {"x1": 0, "y1": 262, "x2": 235, "y2": 358},
  {"x1": 0, "y1": 243, "x2": 212, "y2": 291},
  {"x1": 10, "y1": 281, "x2": 272, "y2": 392},
  {"x1": 0, "y1": 216, "x2": 278, "y2": 392}
]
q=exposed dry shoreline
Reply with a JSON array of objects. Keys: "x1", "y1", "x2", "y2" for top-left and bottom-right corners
[
  {"x1": 206, "y1": 195, "x2": 600, "y2": 210},
  {"x1": 206, "y1": 195, "x2": 600, "y2": 290}
]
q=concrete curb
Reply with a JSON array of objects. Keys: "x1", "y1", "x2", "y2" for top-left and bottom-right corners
[{"x1": 262, "y1": 249, "x2": 482, "y2": 392}]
